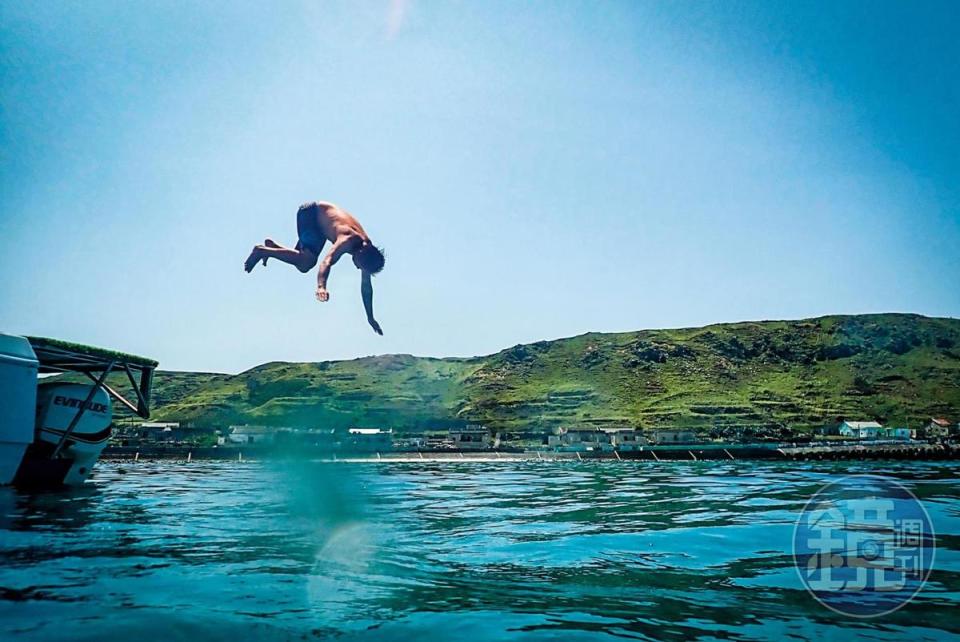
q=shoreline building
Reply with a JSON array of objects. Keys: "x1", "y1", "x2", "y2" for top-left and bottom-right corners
[
  {"x1": 135, "y1": 422, "x2": 216, "y2": 445},
  {"x1": 821, "y1": 420, "x2": 884, "y2": 440},
  {"x1": 843, "y1": 421, "x2": 883, "y2": 440},
  {"x1": 602, "y1": 427, "x2": 647, "y2": 451},
  {"x1": 882, "y1": 427, "x2": 913, "y2": 441},
  {"x1": 449, "y1": 425, "x2": 493, "y2": 450},
  {"x1": 647, "y1": 429, "x2": 698, "y2": 445},
  {"x1": 343, "y1": 428, "x2": 393, "y2": 452},
  {"x1": 227, "y1": 425, "x2": 281, "y2": 445},
  {"x1": 925, "y1": 417, "x2": 952, "y2": 439},
  {"x1": 549, "y1": 427, "x2": 613, "y2": 452},
  {"x1": 138, "y1": 422, "x2": 180, "y2": 442}
]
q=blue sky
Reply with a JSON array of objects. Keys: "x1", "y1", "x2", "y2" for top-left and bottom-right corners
[{"x1": 1, "y1": 1, "x2": 958, "y2": 373}]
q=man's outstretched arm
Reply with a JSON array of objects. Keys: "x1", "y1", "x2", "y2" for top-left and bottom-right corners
[
  {"x1": 315, "y1": 237, "x2": 354, "y2": 302},
  {"x1": 361, "y1": 271, "x2": 383, "y2": 335}
]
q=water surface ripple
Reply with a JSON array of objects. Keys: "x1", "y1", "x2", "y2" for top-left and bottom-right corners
[{"x1": 1, "y1": 460, "x2": 958, "y2": 641}]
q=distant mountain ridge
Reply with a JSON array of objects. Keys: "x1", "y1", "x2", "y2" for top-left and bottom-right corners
[{"x1": 146, "y1": 314, "x2": 960, "y2": 432}]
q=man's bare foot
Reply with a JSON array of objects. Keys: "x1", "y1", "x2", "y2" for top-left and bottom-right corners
[
  {"x1": 261, "y1": 239, "x2": 280, "y2": 266},
  {"x1": 244, "y1": 246, "x2": 265, "y2": 273}
]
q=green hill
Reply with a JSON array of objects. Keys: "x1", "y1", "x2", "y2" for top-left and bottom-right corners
[{"x1": 145, "y1": 313, "x2": 960, "y2": 432}]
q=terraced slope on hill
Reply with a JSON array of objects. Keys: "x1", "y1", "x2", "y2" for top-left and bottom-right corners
[{"x1": 143, "y1": 314, "x2": 960, "y2": 432}]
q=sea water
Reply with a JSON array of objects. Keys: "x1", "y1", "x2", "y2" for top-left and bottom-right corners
[{"x1": 1, "y1": 460, "x2": 958, "y2": 641}]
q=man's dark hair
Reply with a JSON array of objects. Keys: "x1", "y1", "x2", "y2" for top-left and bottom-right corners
[{"x1": 358, "y1": 244, "x2": 386, "y2": 275}]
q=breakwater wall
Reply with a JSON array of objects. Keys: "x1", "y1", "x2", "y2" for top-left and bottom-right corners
[{"x1": 101, "y1": 442, "x2": 960, "y2": 462}]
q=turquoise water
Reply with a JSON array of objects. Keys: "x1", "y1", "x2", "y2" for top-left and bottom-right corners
[{"x1": 1, "y1": 460, "x2": 959, "y2": 641}]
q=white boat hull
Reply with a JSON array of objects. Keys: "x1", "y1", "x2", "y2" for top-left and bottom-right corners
[{"x1": 0, "y1": 335, "x2": 38, "y2": 485}]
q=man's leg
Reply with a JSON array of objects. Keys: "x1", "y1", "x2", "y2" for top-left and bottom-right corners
[
  {"x1": 261, "y1": 239, "x2": 280, "y2": 265},
  {"x1": 245, "y1": 241, "x2": 318, "y2": 273}
]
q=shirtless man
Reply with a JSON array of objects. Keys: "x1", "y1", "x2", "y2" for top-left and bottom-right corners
[{"x1": 244, "y1": 201, "x2": 385, "y2": 335}]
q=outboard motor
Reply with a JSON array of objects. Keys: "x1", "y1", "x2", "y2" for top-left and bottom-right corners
[
  {"x1": 31, "y1": 383, "x2": 113, "y2": 485},
  {"x1": 3, "y1": 334, "x2": 156, "y2": 488}
]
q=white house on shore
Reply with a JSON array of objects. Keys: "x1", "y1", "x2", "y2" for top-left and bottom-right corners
[
  {"x1": 823, "y1": 421, "x2": 884, "y2": 439},
  {"x1": 843, "y1": 421, "x2": 883, "y2": 439}
]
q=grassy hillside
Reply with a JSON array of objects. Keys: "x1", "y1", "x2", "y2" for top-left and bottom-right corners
[{"x1": 143, "y1": 314, "x2": 960, "y2": 432}]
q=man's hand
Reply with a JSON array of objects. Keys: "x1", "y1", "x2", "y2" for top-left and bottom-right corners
[
  {"x1": 316, "y1": 287, "x2": 329, "y2": 302},
  {"x1": 368, "y1": 318, "x2": 383, "y2": 335}
]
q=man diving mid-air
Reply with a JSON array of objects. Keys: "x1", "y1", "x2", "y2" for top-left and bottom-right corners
[{"x1": 244, "y1": 201, "x2": 386, "y2": 335}]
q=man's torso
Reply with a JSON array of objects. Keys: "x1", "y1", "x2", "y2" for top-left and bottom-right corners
[{"x1": 311, "y1": 201, "x2": 369, "y2": 246}]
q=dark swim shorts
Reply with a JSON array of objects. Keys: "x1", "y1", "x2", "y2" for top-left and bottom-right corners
[{"x1": 296, "y1": 204, "x2": 325, "y2": 255}]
